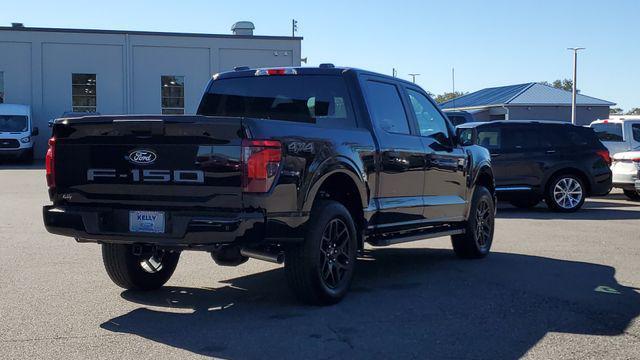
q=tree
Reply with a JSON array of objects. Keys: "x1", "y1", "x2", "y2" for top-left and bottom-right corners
[
  {"x1": 540, "y1": 79, "x2": 576, "y2": 92},
  {"x1": 610, "y1": 107, "x2": 624, "y2": 115},
  {"x1": 627, "y1": 108, "x2": 640, "y2": 115},
  {"x1": 434, "y1": 91, "x2": 467, "y2": 104}
]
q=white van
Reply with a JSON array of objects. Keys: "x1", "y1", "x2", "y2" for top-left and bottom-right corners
[
  {"x1": 0, "y1": 104, "x2": 39, "y2": 162},
  {"x1": 589, "y1": 118, "x2": 640, "y2": 156}
]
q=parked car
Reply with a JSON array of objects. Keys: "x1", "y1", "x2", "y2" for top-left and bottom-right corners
[
  {"x1": 457, "y1": 121, "x2": 612, "y2": 212},
  {"x1": 0, "y1": 104, "x2": 39, "y2": 162},
  {"x1": 589, "y1": 118, "x2": 640, "y2": 156},
  {"x1": 43, "y1": 65, "x2": 496, "y2": 305},
  {"x1": 611, "y1": 151, "x2": 640, "y2": 200},
  {"x1": 444, "y1": 110, "x2": 474, "y2": 126}
]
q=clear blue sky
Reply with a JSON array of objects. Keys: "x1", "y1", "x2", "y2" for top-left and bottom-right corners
[{"x1": 3, "y1": 0, "x2": 639, "y2": 110}]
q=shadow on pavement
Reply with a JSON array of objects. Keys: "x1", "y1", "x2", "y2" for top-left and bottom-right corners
[
  {"x1": 0, "y1": 160, "x2": 44, "y2": 170},
  {"x1": 100, "y1": 249, "x2": 640, "y2": 359},
  {"x1": 497, "y1": 198, "x2": 640, "y2": 221}
]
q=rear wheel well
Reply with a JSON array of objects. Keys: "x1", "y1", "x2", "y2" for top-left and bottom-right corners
[
  {"x1": 313, "y1": 173, "x2": 364, "y2": 249},
  {"x1": 545, "y1": 168, "x2": 591, "y2": 195}
]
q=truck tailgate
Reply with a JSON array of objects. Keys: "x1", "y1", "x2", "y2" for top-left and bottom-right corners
[{"x1": 52, "y1": 115, "x2": 245, "y2": 210}]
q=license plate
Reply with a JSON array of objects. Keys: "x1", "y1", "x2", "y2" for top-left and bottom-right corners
[{"x1": 129, "y1": 211, "x2": 165, "y2": 233}]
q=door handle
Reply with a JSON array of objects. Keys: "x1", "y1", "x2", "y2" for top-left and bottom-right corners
[
  {"x1": 490, "y1": 153, "x2": 501, "y2": 157},
  {"x1": 545, "y1": 150, "x2": 556, "y2": 154}
]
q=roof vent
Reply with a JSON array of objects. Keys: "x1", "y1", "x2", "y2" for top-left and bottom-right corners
[
  {"x1": 11, "y1": 23, "x2": 24, "y2": 28},
  {"x1": 319, "y1": 63, "x2": 335, "y2": 69},
  {"x1": 231, "y1": 21, "x2": 255, "y2": 36}
]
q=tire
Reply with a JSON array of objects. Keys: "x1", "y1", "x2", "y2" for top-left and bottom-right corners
[
  {"x1": 509, "y1": 196, "x2": 540, "y2": 209},
  {"x1": 545, "y1": 174, "x2": 586, "y2": 212},
  {"x1": 452, "y1": 186, "x2": 495, "y2": 259},
  {"x1": 284, "y1": 200, "x2": 357, "y2": 305},
  {"x1": 101, "y1": 244, "x2": 180, "y2": 290},
  {"x1": 623, "y1": 189, "x2": 640, "y2": 201}
]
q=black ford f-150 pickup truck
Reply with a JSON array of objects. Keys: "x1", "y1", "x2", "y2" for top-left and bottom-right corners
[{"x1": 43, "y1": 65, "x2": 496, "y2": 305}]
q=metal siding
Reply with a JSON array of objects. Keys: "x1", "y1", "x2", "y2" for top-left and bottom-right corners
[
  {"x1": 131, "y1": 45, "x2": 210, "y2": 114},
  {"x1": 0, "y1": 28, "x2": 302, "y2": 158},
  {"x1": 506, "y1": 105, "x2": 611, "y2": 126}
]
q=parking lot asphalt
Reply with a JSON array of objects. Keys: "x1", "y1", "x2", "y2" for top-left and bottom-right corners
[{"x1": 1, "y1": 163, "x2": 639, "y2": 360}]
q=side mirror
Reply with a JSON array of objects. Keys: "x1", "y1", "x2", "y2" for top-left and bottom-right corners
[
  {"x1": 31, "y1": 127, "x2": 39, "y2": 136},
  {"x1": 456, "y1": 128, "x2": 474, "y2": 146}
]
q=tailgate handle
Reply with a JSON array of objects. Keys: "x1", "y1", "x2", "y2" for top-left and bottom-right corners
[{"x1": 113, "y1": 120, "x2": 165, "y2": 136}]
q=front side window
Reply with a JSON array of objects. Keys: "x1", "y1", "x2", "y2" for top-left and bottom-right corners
[
  {"x1": 72, "y1": 73, "x2": 96, "y2": 112},
  {"x1": 365, "y1": 81, "x2": 410, "y2": 134},
  {"x1": 632, "y1": 124, "x2": 640, "y2": 142},
  {"x1": 161, "y1": 75, "x2": 185, "y2": 115},
  {"x1": 407, "y1": 89, "x2": 449, "y2": 139},
  {"x1": 591, "y1": 123, "x2": 623, "y2": 142},
  {"x1": 477, "y1": 127, "x2": 501, "y2": 151},
  {"x1": 0, "y1": 71, "x2": 5, "y2": 103}
]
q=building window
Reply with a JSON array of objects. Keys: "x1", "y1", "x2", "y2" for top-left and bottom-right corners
[
  {"x1": 0, "y1": 71, "x2": 4, "y2": 103},
  {"x1": 161, "y1": 75, "x2": 184, "y2": 114},
  {"x1": 72, "y1": 73, "x2": 97, "y2": 112}
]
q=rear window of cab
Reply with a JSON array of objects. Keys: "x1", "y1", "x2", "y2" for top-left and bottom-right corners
[{"x1": 197, "y1": 75, "x2": 356, "y2": 128}]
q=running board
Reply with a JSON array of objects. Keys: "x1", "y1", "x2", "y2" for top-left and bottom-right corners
[{"x1": 367, "y1": 227, "x2": 465, "y2": 247}]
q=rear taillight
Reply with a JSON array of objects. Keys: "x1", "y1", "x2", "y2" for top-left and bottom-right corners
[
  {"x1": 596, "y1": 149, "x2": 611, "y2": 166},
  {"x1": 45, "y1": 137, "x2": 56, "y2": 188},
  {"x1": 241, "y1": 139, "x2": 282, "y2": 193}
]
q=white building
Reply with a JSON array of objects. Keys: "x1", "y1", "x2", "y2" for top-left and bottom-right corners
[{"x1": 0, "y1": 22, "x2": 302, "y2": 157}]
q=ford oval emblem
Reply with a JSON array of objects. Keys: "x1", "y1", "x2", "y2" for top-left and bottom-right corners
[{"x1": 127, "y1": 149, "x2": 158, "y2": 165}]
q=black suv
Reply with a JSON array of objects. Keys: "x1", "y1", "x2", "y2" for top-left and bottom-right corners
[{"x1": 457, "y1": 121, "x2": 612, "y2": 212}]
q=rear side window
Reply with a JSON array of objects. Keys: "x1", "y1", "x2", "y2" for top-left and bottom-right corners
[
  {"x1": 364, "y1": 81, "x2": 410, "y2": 135},
  {"x1": 591, "y1": 123, "x2": 623, "y2": 142},
  {"x1": 540, "y1": 125, "x2": 597, "y2": 148},
  {"x1": 197, "y1": 75, "x2": 355, "y2": 127}
]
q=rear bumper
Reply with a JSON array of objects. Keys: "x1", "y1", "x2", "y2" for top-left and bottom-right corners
[
  {"x1": 43, "y1": 205, "x2": 307, "y2": 248},
  {"x1": 590, "y1": 170, "x2": 613, "y2": 196},
  {"x1": 612, "y1": 170, "x2": 639, "y2": 190}
]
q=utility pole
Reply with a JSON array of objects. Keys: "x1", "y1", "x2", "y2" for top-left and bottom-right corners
[
  {"x1": 408, "y1": 73, "x2": 420, "y2": 83},
  {"x1": 292, "y1": 19, "x2": 298, "y2": 37},
  {"x1": 452, "y1": 67, "x2": 456, "y2": 108},
  {"x1": 392, "y1": 68, "x2": 397, "y2": 77},
  {"x1": 567, "y1": 47, "x2": 585, "y2": 125}
]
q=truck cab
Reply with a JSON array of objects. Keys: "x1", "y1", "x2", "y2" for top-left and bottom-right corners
[{"x1": 0, "y1": 104, "x2": 38, "y2": 162}]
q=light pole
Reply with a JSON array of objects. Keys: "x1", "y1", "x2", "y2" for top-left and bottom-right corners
[
  {"x1": 567, "y1": 47, "x2": 585, "y2": 125},
  {"x1": 408, "y1": 73, "x2": 420, "y2": 83}
]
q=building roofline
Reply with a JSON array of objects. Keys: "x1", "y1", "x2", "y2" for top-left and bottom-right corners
[
  {"x1": 442, "y1": 102, "x2": 616, "y2": 111},
  {"x1": 504, "y1": 82, "x2": 536, "y2": 103},
  {"x1": 0, "y1": 26, "x2": 303, "y2": 41}
]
